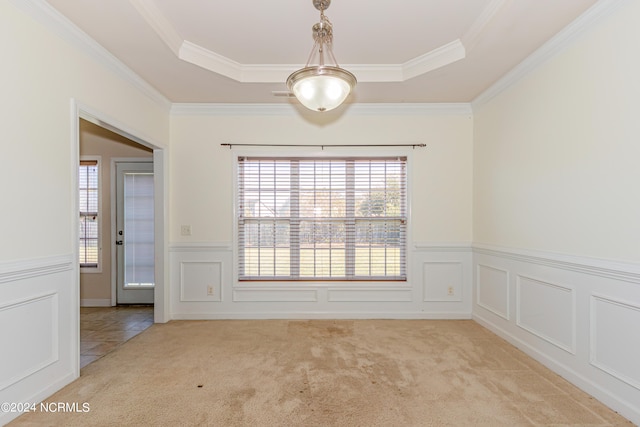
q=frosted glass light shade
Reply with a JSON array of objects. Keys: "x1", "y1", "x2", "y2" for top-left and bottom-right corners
[{"x1": 287, "y1": 66, "x2": 356, "y2": 112}]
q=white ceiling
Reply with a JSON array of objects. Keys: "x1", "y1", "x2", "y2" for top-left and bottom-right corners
[{"x1": 45, "y1": 0, "x2": 599, "y2": 104}]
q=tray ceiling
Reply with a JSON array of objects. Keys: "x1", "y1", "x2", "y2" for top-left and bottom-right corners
[{"x1": 44, "y1": 0, "x2": 600, "y2": 104}]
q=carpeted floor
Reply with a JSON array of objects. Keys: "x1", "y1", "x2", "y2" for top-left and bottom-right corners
[{"x1": 9, "y1": 320, "x2": 633, "y2": 426}]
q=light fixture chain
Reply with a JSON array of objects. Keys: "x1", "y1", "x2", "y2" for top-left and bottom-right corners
[{"x1": 304, "y1": 40, "x2": 320, "y2": 67}]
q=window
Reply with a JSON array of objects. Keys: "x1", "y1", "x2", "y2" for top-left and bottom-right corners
[
  {"x1": 122, "y1": 170, "x2": 155, "y2": 287},
  {"x1": 237, "y1": 157, "x2": 407, "y2": 281},
  {"x1": 79, "y1": 159, "x2": 99, "y2": 269}
]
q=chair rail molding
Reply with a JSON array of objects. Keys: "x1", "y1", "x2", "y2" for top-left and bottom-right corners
[
  {"x1": 473, "y1": 243, "x2": 640, "y2": 285},
  {"x1": 0, "y1": 254, "x2": 73, "y2": 284}
]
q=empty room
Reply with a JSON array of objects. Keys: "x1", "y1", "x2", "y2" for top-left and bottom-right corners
[{"x1": 1, "y1": 0, "x2": 639, "y2": 425}]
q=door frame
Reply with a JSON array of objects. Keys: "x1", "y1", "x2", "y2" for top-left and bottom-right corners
[
  {"x1": 72, "y1": 100, "x2": 169, "y2": 329},
  {"x1": 112, "y1": 159, "x2": 155, "y2": 305}
]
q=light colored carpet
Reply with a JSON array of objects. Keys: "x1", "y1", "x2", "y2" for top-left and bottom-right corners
[{"x1": 10, "y1": 320, "x2": 632, "y2": 426}]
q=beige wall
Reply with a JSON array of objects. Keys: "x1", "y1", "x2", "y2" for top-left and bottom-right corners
[
  {"x1": 0, "y1": 1, "x2": 169, "y2": 263},
  {"x1": 473, "y1": 0, "x2": 640, "y2": 263},
  {"x1": 79, "y1": 120, "x2": 153, "y2": 302},
  {"x1": 169, "y1": 110, "x2": 474, "y2": 245},
  {"x1": 0, "y1": 2, "x2": 169, "y2": 419}
]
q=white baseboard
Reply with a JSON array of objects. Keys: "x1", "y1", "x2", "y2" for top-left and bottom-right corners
[{"x1": 80, "y1": 299, "x2": 112, "y2": 307}]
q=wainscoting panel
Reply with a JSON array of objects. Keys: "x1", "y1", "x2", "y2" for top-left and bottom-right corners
[
  {"x1": 0, "y1": 255, "x2": 76, "y2": 426},
  {"x1": 517, "y1": 275, "x2": 575, "y2": 354},
  {"x1": 170, "y1": 243, "x2": 473, "y2": 319},
  {"x1": 590, "y1": 295, "x2": 640, "y2": 391},
  {"x1": 476, "y1": 264, "x2": 509, "y2": 319},
  {"x1": 233, "y1": 288, "x2": 318, "y2": 302},
  {"x1": 327, "y1": 288, "x2": 412, "y2": 302},
  {"x1": 472, "y1": 244, "x2": 640, "y2": 425},
  {"x1": 0, "y1": 292, "x2": 58, "y2": 391},
  {"x1": 180, "y1": 261, "x2": 222, "y2": 302},
  {"x1": 423, "y1": 262, "x2": 463, "y2": 302}
]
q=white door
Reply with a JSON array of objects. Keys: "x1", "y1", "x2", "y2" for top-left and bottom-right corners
[{"x1": 116, "y1": 161, "x2": 154, "y2": 304}]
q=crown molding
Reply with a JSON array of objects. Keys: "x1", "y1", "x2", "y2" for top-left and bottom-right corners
[
  {"x1": 461, "y1": 0, "x2": 507, "y2": 53},
  {"x1": 402, "y1": 39, "x2": 466, "y2": 80},
  {"x1": 129, "y1": 0, "x2": 181, "y2": 55},
  {"x1": 10, "y1": 0, "x2": 171, "y2": 110},
  {"x1": 130, "y1": 0, "x2": 468, "y2": 83},
  {"x1": 179, "y1": 40, "x2": 244, "y2": 80},
  {"x1": 177, "y1": 40, "x2": 466, "y2": 84},
  {"x1": 170, "y1": 103, "x2": 473, "y2": 117},
  {"x1": 471, "y1": 0, "x2": 628, "y2": 110}
]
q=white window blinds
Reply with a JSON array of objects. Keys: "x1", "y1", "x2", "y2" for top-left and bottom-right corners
[
  {"x1": 237, "y1": 157, "x2": 407, "y2": 281},
  {"x1": 124, "y1": 172, "x2": 155, "y2": 287},
  {"x1": 79, "y1": 160, "x2": 99, "y2": 267}
]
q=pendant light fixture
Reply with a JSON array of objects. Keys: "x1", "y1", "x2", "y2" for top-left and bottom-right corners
[{"x1": 287, "y1": 0, "x2": 356, "y2": 112}]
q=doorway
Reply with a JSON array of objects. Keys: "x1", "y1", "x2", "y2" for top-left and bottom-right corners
[
  {"x1": 75, "y1": 104, "x2": 168, "y2": 327},
  {"x1": 73, "y1": 102, "x2": 168, "y2": 379}
]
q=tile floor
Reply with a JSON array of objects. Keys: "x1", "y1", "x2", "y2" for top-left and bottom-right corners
[{"x1": 80, "y1": 305, "x2": 154, "y2": 369}]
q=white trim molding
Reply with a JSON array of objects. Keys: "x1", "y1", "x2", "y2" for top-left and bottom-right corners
[
  {"x1": 169, "y1": 242, "x2": 233, "y2": 252},
  {"x1": 0, "y1": 255, "x2": 73, "y2": 284},
  {"x1": 473, "y1": 243, "x2": 640, "y2": 285},
  {"x1": 516, "y1": 274, "x2": 576, "y2": 354},
  {"x1": 590, "y1": 294, "x2": 640, "y2": 391},
  {"x1": 169, "y1": 241, "x2": 473, "y2": 320},
  {"x1": 0, "y1": 254, "x2": 77, "y2": 426},
  {"x1": 130, "y1": 0, "x2": 468, "y2": 84},
  {"x1": 476, "y1": 263, "x2": 510, "y2": 320},
  {"x1": 80, "y1": 299, "x2": 112, "y2": 307},
  {"x1": 0, "y1": 292, "x2": 59, "y2": 391},
  {"x1": 170, "y1": 103, "x2": 473, "y2": 117}
]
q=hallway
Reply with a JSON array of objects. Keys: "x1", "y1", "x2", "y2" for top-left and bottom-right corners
[{"x1": 80, "y1": 306, "x2": 154, "y2": 368}]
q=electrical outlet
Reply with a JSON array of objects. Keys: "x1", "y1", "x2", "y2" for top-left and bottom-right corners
[
  {"x1": 207, "y1": 285, "x2": 214, "y2": 296},
  {"x1": 180, "y1": 225, "x2": 192, "y2": 236},
  {"x1": 447, "y1": 286, "x2": 454, "y2": 296}
]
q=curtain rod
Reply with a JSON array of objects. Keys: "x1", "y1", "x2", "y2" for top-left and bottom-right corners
[{"x1": 221, "y1": 143, "x2": 426, "y2": 149}]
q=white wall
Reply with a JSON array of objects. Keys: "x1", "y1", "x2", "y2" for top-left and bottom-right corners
[
  {"x1": 0, "y1": 2, "x2": 169, "y2": 424},
  {"x1": 473, "y1": 2, "x2": 640, "y2": 263},
  {"x1": 169, "y1": 106, "x2": 474, "y2": 318},
  {"x1": 472, "y1": 0, "x2": 640, "y2": 423}
]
